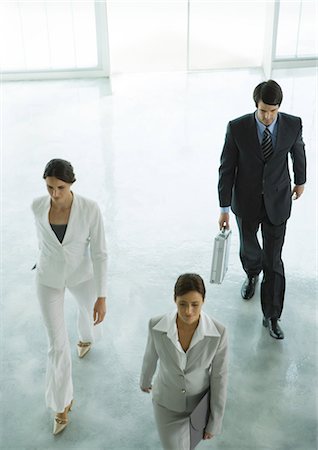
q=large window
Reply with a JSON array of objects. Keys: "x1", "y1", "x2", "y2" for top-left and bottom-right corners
[
  {"x1": 106, "y1": 1, "x2": 188, "y2": 74},
  {"x1": 0, "y1": 1, "x2": 109, "y2": 76},
  {"x1": 188, "y1": 1, "x2": 267, "y2": 70},
  {"x1": 107, "y1": 0, "x2": 267, "y2": 73},
  {"x1": 275, "y1": 0, "x2": 317, "y2": 59},
  {"x1": 0, "y1": 0, "x2": 316, "y2": 78}
]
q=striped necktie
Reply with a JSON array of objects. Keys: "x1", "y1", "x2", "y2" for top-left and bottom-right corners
[{"x1": 262, "y1": 127, "x2": 273, "y2": 160}]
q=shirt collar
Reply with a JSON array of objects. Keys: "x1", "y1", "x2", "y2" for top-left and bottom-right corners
[
  {"x1": 153, "y1": 310, "x2": 220, "y2": 348},
  {"x1": 254, "y1": 110, "x2": 278, "y2": 134},
  {"x1": 152, "y1": 311, "x2": 177, "y2": 341}
]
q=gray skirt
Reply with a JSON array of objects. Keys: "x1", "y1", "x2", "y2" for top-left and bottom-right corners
[{"x1": 153, "y1": 400, "x2": 191, "y2": 450}]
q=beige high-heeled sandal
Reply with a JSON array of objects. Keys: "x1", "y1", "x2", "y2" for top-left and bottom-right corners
[
  {"x1": 77, "y1": 341, "x2": 91, "y2": 358},
  {"x1": 53, "y1": 400, "x2": 73, "y2": 435}
]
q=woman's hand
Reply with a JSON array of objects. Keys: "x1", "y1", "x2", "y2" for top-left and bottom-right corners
[
  {"x1": 94, "y1": 297, "x2": 106, "y2": 325},
  {"x1": 141, "y1": 386, "x2": 152, "y2": 393},
  {"x1": 203, "y1": 432, "x2": 214, "y2": 440}
]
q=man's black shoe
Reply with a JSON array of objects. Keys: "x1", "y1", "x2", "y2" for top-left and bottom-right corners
[
  {"x1": 262, "y1": 317, "x2": 284, "y2": 340},
  {"x1": 241, "y1": 275, "x2": 258, "y2": 300}
]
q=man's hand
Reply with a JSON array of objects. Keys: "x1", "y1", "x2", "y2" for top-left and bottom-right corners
[
  {"x1": 94, "y1": 297, "x2": 106, "y2": 325},
  {"x1": 292, "y1": 184, "x2": 305, "y2": 200},
  {"x1": 218, "y1": 212, "x2": 230, "y2": 230}
]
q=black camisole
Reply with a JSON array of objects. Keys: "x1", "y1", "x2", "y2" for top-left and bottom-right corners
[{"x1": 50, "y1": 224, "x2": 67, "y2": 243}]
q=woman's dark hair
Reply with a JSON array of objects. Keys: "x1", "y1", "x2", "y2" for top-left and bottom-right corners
[
  {"x1": 253, "y1": 80, "x2": 283, "y2": 107},
  {"x1": 43, "y1": 159, "x2": 76, "y2": 183},
  {"x1": 174, "y1": 273, "x2": 206, "y2": 300}
]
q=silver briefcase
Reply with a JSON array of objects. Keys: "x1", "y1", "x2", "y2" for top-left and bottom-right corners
[{"x1": 210, "y1": 228, "x2": 232, "y2": 284}]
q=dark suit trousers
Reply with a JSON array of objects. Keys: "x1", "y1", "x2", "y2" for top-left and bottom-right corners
[{"x1": 235, "y1": 204, "x2": 287, "y2": 319}]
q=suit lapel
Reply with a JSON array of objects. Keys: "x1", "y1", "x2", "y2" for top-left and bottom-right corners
[
  {"x1": 186, "y1": 313, "x2": 221, "y2": 368},
  {"x1": 251, "y1": 112, "x2": 285, "y2": 161},
  {"x1": 274, "y1": 113, "x2": 286, "y2": 154},
  {"x1": 186, "y1": 339, "x2": 206, "y2": 368},
  {"x1": 41, "y1": 196, "x2": 59, "y2": 243},
  {"x1": 61, "y1": 192, "x2": 77, "y2": 244},
  {"x1": 160, "y1": 333, "x2": 183, "y2": 367},
  {"x1": 248, "y1": 114, "x2": 265, "y2": 161},
  {"x1": 41, "y1": 192, "x2": 77, "y2": 245}
]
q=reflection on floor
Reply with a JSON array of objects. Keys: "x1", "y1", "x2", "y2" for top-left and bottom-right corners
[{"x1": 1, "y1": 67, "x2": 317, "y2": 450}]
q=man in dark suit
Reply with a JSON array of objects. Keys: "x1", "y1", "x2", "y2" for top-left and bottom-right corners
[{"x1": 218, "y1": 80, "x2": 306, "y2": 340}]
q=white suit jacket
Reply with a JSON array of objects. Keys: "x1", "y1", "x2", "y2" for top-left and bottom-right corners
[
  {"x1": 140, "y1": 311, "x2": 228, "y2": 435},
  {"x1": 32, "y1": 193, "x2": 107, "y2": 297}
]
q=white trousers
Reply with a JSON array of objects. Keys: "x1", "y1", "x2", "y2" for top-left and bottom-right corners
[
  {"x1": 153, "y1": 400, "x2": 191, "y2": 450},
  {"x1": 36, "y1": 278, "x2": 102, "y2": 413}
]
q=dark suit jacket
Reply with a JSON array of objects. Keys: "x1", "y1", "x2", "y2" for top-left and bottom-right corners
[{"x1": 218, "y1": 112, "x2": 306, "y2": 225}]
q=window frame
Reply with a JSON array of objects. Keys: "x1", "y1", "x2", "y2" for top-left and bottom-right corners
[
  {"x1": 1, "y1": 1, "x2": 110, "y2": 81},
  {"x1": 271, "y1": 0, "x2": 318, "y2": 70}
]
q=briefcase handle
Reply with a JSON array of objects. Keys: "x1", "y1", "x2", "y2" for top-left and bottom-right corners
[{"x1": 219, "y1": 226, "x2": 231, "y2": 240}]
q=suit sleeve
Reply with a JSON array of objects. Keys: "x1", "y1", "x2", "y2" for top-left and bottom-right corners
[
  {"x1": 140, "y1": 319, "x2": 159, "y2": 389},
  {"x1": 205, "y1": 327, "x2": 228, "y2": 435},
  {"x1": 31, "y1": 200, "x2": 41, "y2": 265},
  {"x1": 31, "y1": 200, "x2": 40, "y2": 249},
  {"x1": 290, "y1": 118, "x2": 306, "y2": 185},
  {"x1": 218, "y1": 122, "x2": 239, "y2": 208},
  {"x1": 89, "y1": 203, "x2": 108, "y2": 297}
]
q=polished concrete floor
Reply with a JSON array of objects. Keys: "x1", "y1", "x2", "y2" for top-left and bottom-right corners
[{"x1": 1, "y1": 67, "x2": 317, "y2": 450}]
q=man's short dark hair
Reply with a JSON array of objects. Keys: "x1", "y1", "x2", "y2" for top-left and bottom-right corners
[{"x1": 253, "y1": 80, "x2": 283, "y2": 107}]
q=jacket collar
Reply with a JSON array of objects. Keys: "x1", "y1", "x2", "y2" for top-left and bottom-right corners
[
  {"x1": 254, "y1": 110, "x2": 278, "y2": 135},
  {"x1": 153, "y1": 310, "x2": 220, "y2": 338},
  {"x1": 43, "y1": 192, "x2": 77, "y2": 244}
]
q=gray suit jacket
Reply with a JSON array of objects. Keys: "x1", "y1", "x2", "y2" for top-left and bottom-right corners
[{"x1": 140, "y1": 311, "x2": 228, "y2": 435}]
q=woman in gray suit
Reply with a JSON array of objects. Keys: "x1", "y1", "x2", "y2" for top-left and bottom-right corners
[
  {"x1": 140, "y1": 273, "x2": 228, "y2": 450},
  {"x1": 32, "y1": 159, "x2": 107, "y2": 435}
]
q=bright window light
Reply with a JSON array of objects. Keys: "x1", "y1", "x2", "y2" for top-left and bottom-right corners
[
  {"x1": 275, "y1": 0, "x2": 317, "y2": 58},
  {"x1": 106, "y1": 0, "x2": 188, "y2": 73},
  {"x1": 189, "y1": 1, "x2": 267, "y2": 70},
  {"x1": 0, "y1": 1, "x2": 98, "y2": 72}
]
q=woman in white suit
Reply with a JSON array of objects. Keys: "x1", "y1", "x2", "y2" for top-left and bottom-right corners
[
  {"x1": 140, "y1": 273, "x2": 228, "y2": 450},
  {"x1": 32, "y1": 159, "x2": 107, "y2": 435}
]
